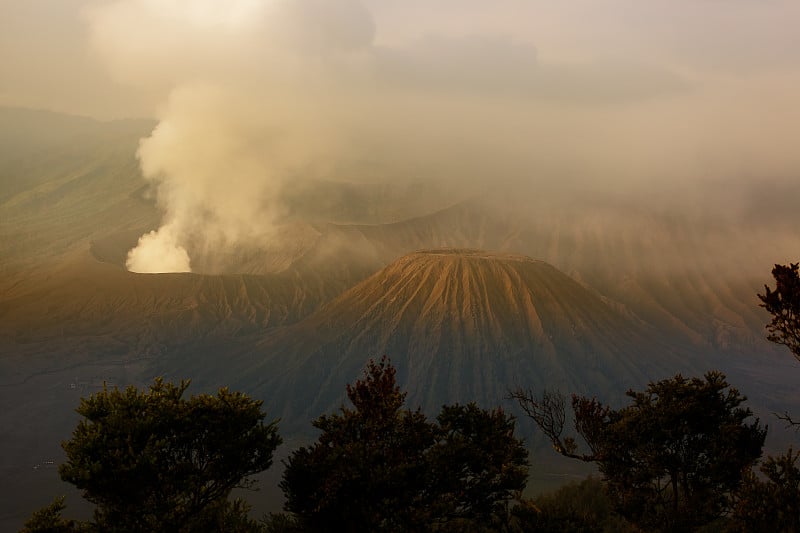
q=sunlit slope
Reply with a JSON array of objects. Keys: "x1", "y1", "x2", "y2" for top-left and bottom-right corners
[
  {"x1": 236, "y1": 250, "x2": 698, "y2": 426},
  {"x1": 291, "y1": 197, "x2": 797, "y2": 356}
]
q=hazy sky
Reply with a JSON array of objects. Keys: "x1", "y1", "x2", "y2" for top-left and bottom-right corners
[
  {"x1": 3, "y1": 0, "x2": 799, "y2": 118},
  {"x1": 2, "y1": 0, "x2": 799, "y2": 272}
]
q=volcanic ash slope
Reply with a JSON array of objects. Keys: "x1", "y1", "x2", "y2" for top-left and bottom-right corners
[{"x1": 240, "y1": 249, "x2": 697, "y2": 425}]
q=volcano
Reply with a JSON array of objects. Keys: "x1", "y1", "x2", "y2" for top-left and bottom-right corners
[{"x1": 229, "y1": 249, "x2": 699, "y2": 428}]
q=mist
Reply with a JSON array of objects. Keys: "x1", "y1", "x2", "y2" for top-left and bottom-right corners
[{"x1": 34, "y1": 0, "x2": 796, "y2": 272}]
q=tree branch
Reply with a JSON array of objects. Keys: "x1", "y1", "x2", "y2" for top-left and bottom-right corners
[
  {"x1": 774, "y1": 410, "x2": 800, "y2": 430},
  {"x1": 507, "y1": 388, "x2": 594, "y2": 461}
]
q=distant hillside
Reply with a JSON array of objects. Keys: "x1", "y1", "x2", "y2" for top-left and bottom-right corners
[
  {"x1": 0, "y1": 107, "x2": 154, "y2": 163},
  {"x1": 0, "y1": 108, "x2": 159, "y2": 273}
]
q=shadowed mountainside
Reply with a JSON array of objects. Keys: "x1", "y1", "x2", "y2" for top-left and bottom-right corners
[
  {"x1": 0, "y1": 249, "x2": 353, "y2": 371},
  {"x1": 219, "y1": 249, "x2": 701, "y2": 431}
]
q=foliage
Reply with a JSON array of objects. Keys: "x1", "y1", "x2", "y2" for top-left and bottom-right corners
[
  {"x1": 730, "y1": 448, "x2": 800, "y2": 532},
  {"x1": 428, "y1": 403, "x2": 530, "y2": 525},
  {"x1": 21, "y1": 497, "x2": 83, "y2": 533},
  {"x1": 27, "y1": 379, "x2": 280, "y2": 532},
  {"x1": 512, "y1": 372, "x2": 766, "y2": 532},
  {"x1": 281, "y1": 358, "x2": 435, "y2": 531},
  {"x1": 260, "y1": 512, "x2": 303, "y2": 533},
  {"x1": 511, "y1": 477, "x2": 636, "y2": 533},
  {"x1": 759, "y1": 262, "x2": 800, "y2": 427},
  {"x1": 281, "y1": 357, "x2": 529, "y2": 532},
  {"x1": 759, "y1": 262, "x2": 800, "y2": 360}
]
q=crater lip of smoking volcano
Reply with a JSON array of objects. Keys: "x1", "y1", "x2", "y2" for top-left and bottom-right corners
[
  {"x1": 413, "y1": 247, "x2": 542, "y2": 261},
  {"x1": 93, "y1": 221, "x2": 323, "y2": 276}
]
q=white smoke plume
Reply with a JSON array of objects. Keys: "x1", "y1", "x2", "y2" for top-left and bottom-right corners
[
  {"x1": 86, "y1": 0, "x2": 372, "y2": 273},
  {"x1": 80, "y1": 0, "x2": 800, "y2": 273},
  {"x1": 126, "y1": 224, "x2": 191, "y2": 273}
]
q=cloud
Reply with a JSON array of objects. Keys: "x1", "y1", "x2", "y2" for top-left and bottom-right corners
[
  {"x1": 135, "y1": 82, "x2": 340, "y2": 250},
  {"x1": 86, "y1": 0, "x2": 377, "y2": 272},
  {"x1": 77, "y1": 0, "x2": 800, "y2": 273},
  {"x1": 374, "y1": 35, "x2": 538, "y2": 93}
]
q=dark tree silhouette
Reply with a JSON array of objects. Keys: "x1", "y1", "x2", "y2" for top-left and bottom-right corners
[
  {"x1": 731, "y1": 448, "x2": 800, "y2": 532},
  {"x1": 281, "y1": 357, "x2": 528, "y2": 532},
  {"x1": 759, "y1": 262, "x2": 800, "y2": 427},
  {"x1": 759, "y1": 262, "x2": 800, "y2": 360},
  {"x1": 26, "y1": 379, "x2": 280, "y2": 532},
  {"x1": 511, "y1": 476, "x2": 636, "y2": 533},
  {"x1": 21, "y1": 497, "x2": 79, "y2": 533},
  {"x1": 511, "y1": 372, "x2": 766, "y2": 532},
  {"x1": 723, "y1": 260, "x2": 800, "y2": 530}
]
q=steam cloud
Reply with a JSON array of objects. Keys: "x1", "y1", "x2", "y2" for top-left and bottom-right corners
[
  {"x1": 84, "y1": 0, "x2": 369, "y2": 273},
  {"x1": 82, "y1": 0, "x2": 800, "y2": 273},
  {"x1": 127, "y1": 224, "x2": 191, "y2": 273}
]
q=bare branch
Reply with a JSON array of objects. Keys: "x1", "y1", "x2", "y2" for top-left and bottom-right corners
[
  {"x1": 507, "y1": 388, "x2": 594, "y2": 461},
  {"x1": 775, "y1": 410, "x2": 800, "y2": 430}
]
